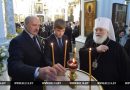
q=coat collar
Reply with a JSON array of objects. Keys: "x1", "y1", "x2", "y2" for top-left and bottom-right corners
[{"x1": 22, "y1": 30, "x2": 44, "y2": 53}]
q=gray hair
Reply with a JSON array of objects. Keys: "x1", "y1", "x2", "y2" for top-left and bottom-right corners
[{"x1": 24, "y1": 16, "x2": 38, "y2": 28}]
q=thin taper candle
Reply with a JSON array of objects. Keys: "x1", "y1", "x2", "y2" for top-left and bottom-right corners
[
  {"x1": 89, "y1": 48, "x2": 92, "y2": 90},
  {"x1": 74, "y1": 47, "x2": 76, "y2": 60},
  {"x1": 64, "y1": 40, "x2": 68, "y2": 68},
  {"x1": 51, "y1": 43, "x2": 55, "y2": 66}
]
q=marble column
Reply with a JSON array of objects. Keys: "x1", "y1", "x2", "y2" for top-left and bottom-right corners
[
  {"x1": 75, "y1": 0, "x2": 86, "y2": 43},
  {"x1": 126, "y1": 0, "x2": 130, "y2": 26},
  {"x1": 4, "y1": 0, "x2": 16, "y2": 35},
  {"x1": 0, "y1": 0, "x2": 6, "y2": 38}
]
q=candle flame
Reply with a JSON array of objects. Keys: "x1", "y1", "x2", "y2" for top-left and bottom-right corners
[
  {"x1": 66, "y1": 40, "x2": 68, "y2": 43},
  {"x1": 72, "y1": 58, "x2": 75, "y2": 63},
  {"x1": 89, "y1": 48, "x2": 92, "y2": 51},
  {"x1": 51, "y1": 43, "x2": 53, "y2": 46}
]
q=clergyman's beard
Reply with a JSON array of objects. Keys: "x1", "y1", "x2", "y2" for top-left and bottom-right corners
[{"x1": 93, "y1": 34, "x2": 107, "y2": 44}]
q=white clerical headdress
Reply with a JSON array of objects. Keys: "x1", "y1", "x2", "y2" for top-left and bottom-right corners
[{"x1": 93, "y1": 17, "x2": 116, "y2": 41}]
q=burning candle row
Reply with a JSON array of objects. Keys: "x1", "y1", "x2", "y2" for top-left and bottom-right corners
[
  {"x1": 51, "y1": 40, "x2": 68, "y2": 67},
  {"x1": 51, "y1": 40, "x2": 77, "y2": 68},
  {"x1": 51, "y1": 39, "x2": 92, "y2": 90}
]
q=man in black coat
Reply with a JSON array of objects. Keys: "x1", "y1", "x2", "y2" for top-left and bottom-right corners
[
  {"x1": 79, "y1": 17, "x2": 130, "y2": 90},
  {"x1": 44, "y1": 19, "x2": 70, "y2": 67},
  {"x1": 124, "y1": 39, "x2": 130, "y2": 58},
  {"x1": 64, "y1": 21, "x2": 72, "y2": 52},
  {"x1": 7, "y1": 16, "x2": 66, "y2": 90}
]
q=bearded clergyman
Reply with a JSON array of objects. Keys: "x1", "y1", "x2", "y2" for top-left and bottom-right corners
[{"x1": 79, "y1": 17, "x2": 130, "y2": 90}]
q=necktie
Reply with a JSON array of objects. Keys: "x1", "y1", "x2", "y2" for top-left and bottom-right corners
[
  {"x1": 33, "y1": 36, "x2": 40, "y2": 49},
  {"x1": 58, "y1": 38, "x2": 63, "y2": 49},
  {"x1": 33, "y1": 36, "x2": 36, "y2": 42}
]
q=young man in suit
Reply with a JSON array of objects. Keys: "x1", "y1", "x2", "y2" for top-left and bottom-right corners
[
  {"x1": 44, "y1": 19, "x2": 70, "y2": 68},
  {"x1": 7, "y1": 16, "x2": 66, "y2": 90}
]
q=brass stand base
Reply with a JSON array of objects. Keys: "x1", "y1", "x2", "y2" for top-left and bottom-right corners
[
  {"x1": 68, "y1": 72, "x2": 77, "y2": 81},
  {"x1": 68, "y1": 72, "x2": 77, "y2": 89},
  {"x1": 69, "y1": 84, "x2": 77, "y2": 89}
]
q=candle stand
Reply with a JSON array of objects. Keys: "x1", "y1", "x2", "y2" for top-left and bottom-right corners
[{"x1": 67, "y1": 59, "x2": 78, "y2": 89}]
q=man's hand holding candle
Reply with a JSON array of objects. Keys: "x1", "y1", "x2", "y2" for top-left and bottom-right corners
[{"x1": 53, "y1": 63, "x2": 66, "y2": 76}]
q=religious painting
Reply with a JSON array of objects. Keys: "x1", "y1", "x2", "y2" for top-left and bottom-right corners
[
  {"x1": 19, "y1": 15, "x2": 25, "y2": 22},
  {"x1": 37, "y1": 15, "x2": 44, "y2": 23},
  {"x1": 112, "y1": 3, "x2": 127, "y2": 34},
  {"x1": 14, "y1": 14, "x2": 19, "y2": 23},
  {"x1": 35, "y1": 3, "x2": 43, "y2": 14},
  {"x1": 84, "y1": 1, "x2": 96, "y2": 36},
  {"x1": 68, "y1": 4, "x2": 74, "y2": 22}
]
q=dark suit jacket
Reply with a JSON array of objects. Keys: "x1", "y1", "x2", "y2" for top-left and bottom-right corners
[
  {"x1": 65, "y1": 26, "x2": 72, "y2": 52},
  {"x1": 7, "y1": 30, "x2": 48, "y2": 90},
  {"x1": 44, "y1": 34, "x2": 70, "y2": 66},
  {"x1": 124, "y1": 39, "x2": 130, "y2": 58}
]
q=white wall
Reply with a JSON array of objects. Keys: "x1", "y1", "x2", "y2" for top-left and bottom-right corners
[
  {"x1": 126, "y1": 1, "x2": 130, "y2": 27},
  {"x1": 96, "y1": 0, "x2": 125, "y2": 18}
]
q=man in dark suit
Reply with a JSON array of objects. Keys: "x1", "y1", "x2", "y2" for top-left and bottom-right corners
[
  {"x1": 64, "y1": 21, "x2": 72, "y2": 52},
  {"x1": 7, "y1": 16, "x2": 66, "y2": 90},
  {"x1": 44, "y1": 19, "x2": 70, "y2": 68}
]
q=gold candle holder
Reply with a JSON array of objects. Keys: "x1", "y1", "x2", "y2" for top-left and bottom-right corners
[{"x1": 67, "y1": 58, "x2": 78, "y2": 89}]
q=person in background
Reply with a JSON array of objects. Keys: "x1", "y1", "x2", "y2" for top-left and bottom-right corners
[
  {"x1": 64, "y1": 21, "x2": 72, "y2": 52},
  {"x1": 72, "y1": 21, "x2": 80, "y2": 44},
  {"x1": 38, "y1": 24, "x2": 48, "y2": 38},
  {"x1": 124, "y1": 38, "x2": 130, "y2": 58},
  {"x1": 124, "y1": 26, "x2": 130, "y2": 58},
  {"x1": 79, "y1": 17, "x2": 130, "y2": 90},
  {"x1": 7, "y1": 16, "x2": 66, "y2": 90},
  {"x1": 117, "y1": 30, "x2": 128, "y2": 46},
  {"x1": 85, "y1": 32, "x2": 93, "y2": 45}
]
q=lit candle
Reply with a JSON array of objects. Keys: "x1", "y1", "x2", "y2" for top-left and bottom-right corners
[
  {"x1": 67, "y1": 58, "x2": 78, "y2": 82},
  {"x1": 67, "y1": 58, "x2": 78, "y2": 69},
  {"x1": 89, "y1": 48, "x2": 92, "y2": 90},
  {"x1": 64, "y1": 40, "x2": 68, "y2": 68},
  {"x1": 73, "y1": 47, "x2": 76, "y2": 60},
  {"x1": 51, "y1": 43, "x2": 55, "y2": 66}
]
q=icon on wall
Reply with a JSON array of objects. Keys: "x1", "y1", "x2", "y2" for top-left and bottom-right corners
[
  {"x1": 84, "y1": 1, "x2": 96, "y2": 36},
  {"x1": 36, "y1": 3, "x2": 43, "y2": 13},
  {"x1": 112, "y1": 3, "x2": 127, "y2": 33}
]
